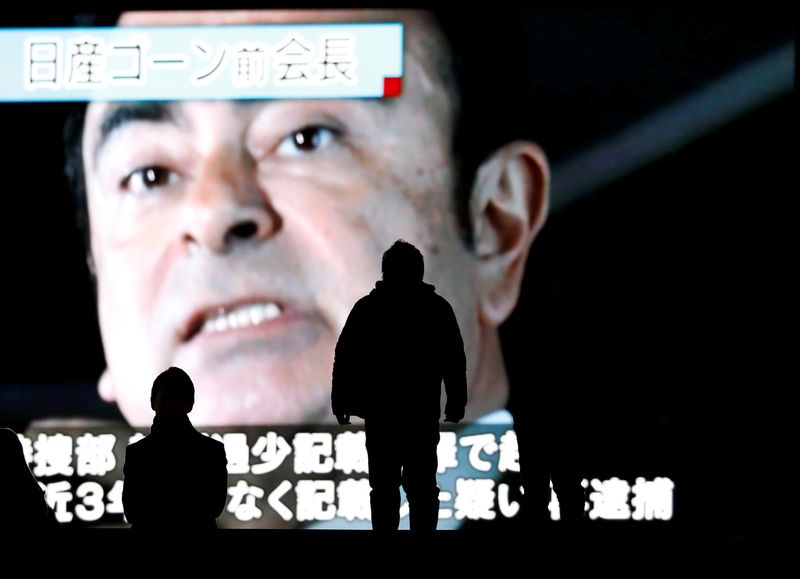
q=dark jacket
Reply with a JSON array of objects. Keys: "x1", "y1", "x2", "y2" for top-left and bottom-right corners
[
  {"x1": 122, "y1": 416, "x2": 228, "y2": 530},
  {"x1": 0, "y1": 428, "x2": 57, "y2": 529},
  {"x1": 331, "y1": 280, "x2": 467, "y2": 422}
]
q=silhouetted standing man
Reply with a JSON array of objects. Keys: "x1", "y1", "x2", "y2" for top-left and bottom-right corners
[
  {"x1": 0, "y1": 428, "x2": 57, "y2": 530},
  {"x1": 332, "y1": 240, "x2": 467, "y2": 532},
  {"x1": 122, "y1": 367, "x2": 228, "y2": 531}
]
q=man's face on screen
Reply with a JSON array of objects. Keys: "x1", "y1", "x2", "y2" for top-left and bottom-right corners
[{"x1": 81, "y1": 11, "x2": 486, "y2": 426}]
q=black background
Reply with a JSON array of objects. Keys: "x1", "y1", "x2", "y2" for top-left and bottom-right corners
[{"x1": 1, "y1": 8, "x2": 791, "y2": 540}]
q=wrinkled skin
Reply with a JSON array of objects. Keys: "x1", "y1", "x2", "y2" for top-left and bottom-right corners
[{"x1": 82, "y1": 10, "x2": 549, "y2": 426}]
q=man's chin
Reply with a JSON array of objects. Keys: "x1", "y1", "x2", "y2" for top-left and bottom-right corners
[
  {"x1": 179, "y1": 378, "x2": 334, "y2": 427},
  {"x1": 187, "y1": 407, "x2": 335, "y2": 428},
  {"x1": 111, "y1": 354, "x2": 336, "y2": 426}
]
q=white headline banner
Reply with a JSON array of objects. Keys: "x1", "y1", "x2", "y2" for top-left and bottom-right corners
[{"x1": 0, "y1": 24, "x2": 404, "y2": 101}]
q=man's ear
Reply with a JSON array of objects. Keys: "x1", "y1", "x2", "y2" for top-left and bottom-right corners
[
  {"x1": 471, "y1": 141, "x2": 549, "y2": 326},
  {"x1": 98, "y1": 369, "x2": 117, "y2": 402}
]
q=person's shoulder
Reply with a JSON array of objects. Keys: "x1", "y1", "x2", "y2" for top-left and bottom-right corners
[
  {"x1": 208, "y1": 435, "x2": 225, "y2": 451},
  {"x1": 192, "y1": 429, "x2": 225, "y2": 452},
  {"x1": 126, "y1": 433, "x2": 154, "y2": 453},
  {"x1": 350, "y1": 292, "x2": 378, "y2": 317},
  {"x1": 199, "y1": 433, "x2": 227, "y2": 464},
  {"x1": 355, "y1": 292, "x2": 376, "y2": 307},
  {"x1": 430, "y1": 289, "x2": 455, "y2": 312},
  {"x1": 124, "y1": 435, "x2": 150, "y2": 463},
  {"x1": 0, "y1": 427, "x2": 21, "y2": 452}
]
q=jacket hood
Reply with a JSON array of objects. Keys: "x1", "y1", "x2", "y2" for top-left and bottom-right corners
[
  {"x1": 150, "y1": 413, "x2": 195, "y2": 437},
  {"x1": 371, "y1": 280, "x2": 436, "y2": 296}
]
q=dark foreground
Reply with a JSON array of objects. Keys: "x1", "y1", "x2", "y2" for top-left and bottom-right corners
[{"x1": 8, "y1": 524, "x2": 745, "y2": 574}]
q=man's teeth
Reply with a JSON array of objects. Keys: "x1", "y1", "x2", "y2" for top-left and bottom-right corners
[{"x1": 201, "y1": 303, "x2": 282, "y2": 333}]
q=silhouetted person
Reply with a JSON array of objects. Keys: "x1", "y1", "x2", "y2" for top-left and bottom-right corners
[
  {"x1": 506, "y1": 274, "x2": 586, "y2": 536},
  {"x1": 512, "y1": 392, "x2": 586, "y2": 532},
  {"x1": 0, "y1": 428, "x2": 57, "y2": 530},
  {"x1": 122, "y1": 367, "x2": 227, "y2": 531},
  {"x1": 332, "y1": 240, "x2": 467, "y2": 532}
]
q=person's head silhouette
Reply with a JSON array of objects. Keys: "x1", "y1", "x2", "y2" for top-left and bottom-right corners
[
  {"x1": 382, "y1": 240, "x2": 424, "y2": 284},
  {"x1": 150, "y1": 367, "x2": 195, "y2": 423}
]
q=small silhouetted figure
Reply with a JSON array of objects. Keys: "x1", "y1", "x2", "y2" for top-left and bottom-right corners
[
  {"x1": 332, "y1": 240, "x2": 467, "y2": 532},
  {"x1": 507, "y1": 275, "x2": 586, "y2": 536},
  {"x1": 513, "y1": 395, "x2": 586, "y2": 531},
  {"x1": 0, "y1": 428, "x2": 56, "y2": 530},
  {"x1": 122, "y1": 367, "x2": 227, "y2": 531}
]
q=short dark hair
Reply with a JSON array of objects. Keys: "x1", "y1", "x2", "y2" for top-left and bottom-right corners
[
  {"x1": 150, "y1": 367, "x2": 195, "y2": 408},
  {"x1": 62, "y1": 9, "x2": 532, "y2": 256},
  {"x1": 64, "y1": 105, "x2": 91, "y2": 257},
  {"x1": 429, "y1": 9, "x2": 532, "y2": 248},
  {"x1": 382, "y1": 239, "x2": 424, "y2": 282}
]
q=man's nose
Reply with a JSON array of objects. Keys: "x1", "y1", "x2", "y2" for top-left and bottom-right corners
[{"x1": 180, "y1": 153, "x2": 280, "y2": 254}]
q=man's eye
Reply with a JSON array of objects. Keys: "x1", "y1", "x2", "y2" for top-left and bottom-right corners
[
  {"x1": 121, "y1": 166, "x2": 177, "y2": 193},
  {"x1": 275, "y1": 126, "x2": 338, "y2": 156}
]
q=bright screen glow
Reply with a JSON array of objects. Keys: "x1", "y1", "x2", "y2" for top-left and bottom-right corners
[{"x1": 2, "y1": 7, "x2": 788, "y2": 534}]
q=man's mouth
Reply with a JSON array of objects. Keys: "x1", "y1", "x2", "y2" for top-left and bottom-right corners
[{"x1": 184, "y1": 301, "x2": 283, "y2": 341}]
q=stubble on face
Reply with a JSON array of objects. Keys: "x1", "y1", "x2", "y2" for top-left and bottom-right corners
[{"x1": 84, "y1": 9, "x2": 488, "y2": 426}]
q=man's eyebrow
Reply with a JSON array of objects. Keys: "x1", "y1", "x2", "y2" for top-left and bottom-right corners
[
  {"x1": 93, "y1": 101, "x2": 178, "y2": 162},
  {"x1": 91, "y1": 97, "x2": 392, "y2": 162}
]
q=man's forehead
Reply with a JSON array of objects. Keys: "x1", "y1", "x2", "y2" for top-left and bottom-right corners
[
  {"x1": 84, "y1": 10, "x2": 454, "y2": 159},
  {"x1": 118, "y1": 8, "x2": 424, "y2": 28},
  {"x1": 116, "y1": 9, "x2": 446, "y2": 78}
]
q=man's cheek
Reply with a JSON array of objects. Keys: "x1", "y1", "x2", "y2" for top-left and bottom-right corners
[
  {"x1": 97, "y1": 263, "x2": 162, "y2": 361},
  {"x1": 275, "y1": 182, "x2": 379, "y2": 282},
  {"x1": 116, "y1": 385, "x2": 156, "y2": 427}
]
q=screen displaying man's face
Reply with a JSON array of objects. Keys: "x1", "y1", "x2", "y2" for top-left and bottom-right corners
[
  {"x1": 6, "y1": 5, "x2": 779, "y2": 532},
  {"x1": 80, "y1": 10, "x2": 539, "y2": 427}
]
